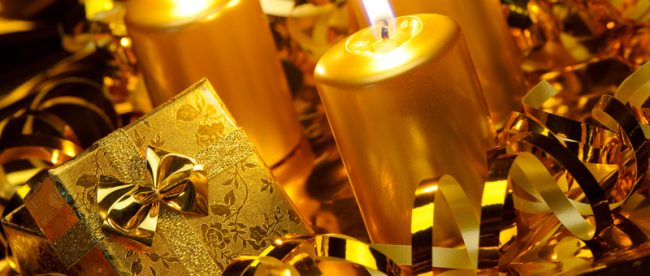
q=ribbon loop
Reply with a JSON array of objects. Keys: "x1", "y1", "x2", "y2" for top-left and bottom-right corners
[
  {"x1": 226, "y1": 234, "x2": 405, "y2": 275},
  {"x1": 96, "y1": 145, "x2": 209, "y2": 246}
]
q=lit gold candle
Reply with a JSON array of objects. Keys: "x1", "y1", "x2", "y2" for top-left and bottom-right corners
[
  {"x1": 124, "y1": 0, "x2": 306, "y2": 167},
  {"x1": 351, "y1": 0, "x2": 526, "y2": 127},
  {"x1": 315, "y1": 1, "x2": 495, "y2": 245}
]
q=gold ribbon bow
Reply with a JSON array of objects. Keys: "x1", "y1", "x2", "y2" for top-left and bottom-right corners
[{"x1": 97, "y1": 146, "x2": 209, "y2": 246}]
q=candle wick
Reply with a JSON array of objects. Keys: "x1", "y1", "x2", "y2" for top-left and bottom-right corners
[{"x1": 380, "y1": 19, "x2": 389, "y2": 40}]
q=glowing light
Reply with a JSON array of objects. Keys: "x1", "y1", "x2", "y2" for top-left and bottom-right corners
[
  {"x1": 62, "y1": 143, "x2": 78, "y2": 158},
  {"x1": 172, "y1": 0, "x2": 214, "y2": 18},
  {"x1": 606, "y1": 21, "x2": 616, "y2": 29},
  {"x1": 51, "y1": 150, "x2": 61, "y2": 164},
  {"x1": 361, "y1": 0, "x2": 394, "y2": 26},
  {"x1": 530, "y1": 4, "x2": 539, "y2": 13},
  {"x1": 283, "y1": 269, "x2": 292, "y2": 276},
  {"x1": 361, "y1": 0, "x2": 397, "y2": 40},
  {"x1": 120, "y1": 37, "x2": 131, "y2": 48}
]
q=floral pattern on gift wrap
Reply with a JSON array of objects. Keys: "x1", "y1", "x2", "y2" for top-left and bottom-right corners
[
  {"x1": 132, "y1": 121, "x2": 165, "y2": 148},
  {"x1": 202, "y1": 161, "x2": 293, "y2": 270},
  {"x1": 74, "y1": 170, "x2": 180, "y2": 276},
  {"x1": 201, "y1": 222, "x2": 230, "y2": 249},
  {"x1": 122, "y1": 249, "x2": 179, "y2": 276},
  {"x1": 74, "y1": 174, "x2": 97, "y2": 210},
  {"x1": 176, "y1": 93, "x2": 225, "y2": 147}
]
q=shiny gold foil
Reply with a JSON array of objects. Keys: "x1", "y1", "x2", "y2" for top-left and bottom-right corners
[
  {"x1": 0, "y1": 50, "x2": 119, "y2": 188},
  {"x1": 1, "y1": 204, "x2": 117, "y2": 275},
  {"x1": 97, "y1": 146, "x2": 210, "y2": 246},
  {"x1": 124, "y1": 0, "x2": 306, "y2": 167},
  {"x1": 513, "y1": 0, "x2": 650, "y2": 85},
  {"x1": 225, "y1": 233, "x2": 404, "y2": 275},
  {"x1": 23, "y1": 80, "x2": 308, "y2": 274},
  {"x1": 314, "y1": 14, "x2": 496, "y2": 246},
  {"x1": 1, "y1": 205, "x2": 66, "y2": 275},
  {"x1": 350, "y1": 0, "x2": 526, "y2": 126},
  {"x1": 231, "y1": 62, "x2": 650, "y2": 274}
]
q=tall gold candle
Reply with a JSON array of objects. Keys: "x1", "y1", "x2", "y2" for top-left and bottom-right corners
[
  {"x1": 351, "y1": 0, "x2": 526, "y2": 127},
  {"x1": 315, "y1": 10, "x2": 496, "y2": 245},
  {"x1": 124, "y1": 0, "x2": 304, "y2": 167}
]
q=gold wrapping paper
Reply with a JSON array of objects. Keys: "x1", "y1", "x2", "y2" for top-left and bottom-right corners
[
  {"x1": 0, "y1": 204, "x2": 114, "y2": 275},
  {"x1": 23, "y1": 79, "x2": 309, "y2": 275},
  {"x1": 1, "y1": 205, "x2": 68, "y2": 275}
]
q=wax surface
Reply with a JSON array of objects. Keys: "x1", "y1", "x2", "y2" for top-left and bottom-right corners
[
  {"x1": 316, "y1": 14, "x2": 496, "y2": 245},
  {"x1": 125, "y1": 0, "x2": 303, "y2": 166}
]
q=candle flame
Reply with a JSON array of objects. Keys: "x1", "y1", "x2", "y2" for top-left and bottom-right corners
[{"x1": 361, "y1": 0, "x2": 395, "y2": 40}]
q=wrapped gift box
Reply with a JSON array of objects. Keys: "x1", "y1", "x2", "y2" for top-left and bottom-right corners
[
  {"x1": 1, "y1": 205, "x2": 71, "y2": 275},
  {"x1": 23, "y1": 79, "x2": 309, "y2": 275}
]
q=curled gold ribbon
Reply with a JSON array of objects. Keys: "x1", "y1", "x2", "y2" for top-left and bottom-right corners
[
  {"x1": 224, "y1": 234, "x2": 404, "y2": 275},
  {"x1": 613, "y1": 62, "x2": 650, "y2": 111},
  {"x1": 224, "y1": 62, "x2": 650, "y2": 274},
  {"x1": 410, "y1": 176, "x2": 480, "y2": 272},
  {"x1": 506, "y1": 116, "x2": 613, "y2": 240},
  {"x1": 0, "y1": 60, "x2": 118, "y2": 274},
  {"x1": 96, "y1": 146, "x2": 209, "y2": 246},
  {"x1": 0, "y1": 73, "x2": 118, "y2": 187},
  {"x1": 480, "y1": 63, "x2": 650, "y2": 269}
]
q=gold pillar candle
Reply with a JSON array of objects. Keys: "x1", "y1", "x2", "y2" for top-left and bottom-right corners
[
  {"x1": 314, "y1": 11, "x2": 495, "y2": 245},
  {"x1": 351, "y1": 0, "x2": 526, "y2": 127},
  {"x1": 124, "y1": 0, "x2": 304, "y2": 167}
]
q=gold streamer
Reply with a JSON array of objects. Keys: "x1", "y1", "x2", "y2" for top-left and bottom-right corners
[
  {"x1": 0, "y1": 55, "x2": 119, "y2": 274},
  {"x1": 410, "y1": 176, "x2": 480, "y2": 272},
  {"x1": 0, "y1": 74, "x2": 118, "y2": 187},
  {"x1": 224, "y1": 234, "x2": 404, "y2": 275},
  {"x1": 225, "y1": 61, "x2": 650, "y2": 274}
]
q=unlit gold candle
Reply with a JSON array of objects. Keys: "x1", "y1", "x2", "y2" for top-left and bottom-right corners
[
  {"x1": 125, "y1": 0, "x2": 303, "y2": 166},
  {"x1": 315, "y1": 12, "x2": 495, "y2": 245}
]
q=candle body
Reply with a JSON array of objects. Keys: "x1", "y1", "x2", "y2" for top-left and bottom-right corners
[
  {"x1": 125, "y1": 0, "x2": 303, "y2": 166},
  {"x1": 315, "y1": 14, "x2": 495, "y2": 245},
  {"x1": 352, "y1": 0, "x2": 525, "y2": 127}
]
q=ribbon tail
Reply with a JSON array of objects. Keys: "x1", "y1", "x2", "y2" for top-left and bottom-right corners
[{"x1": 98, "y1": 176, "x2": 159, "y2": 246}]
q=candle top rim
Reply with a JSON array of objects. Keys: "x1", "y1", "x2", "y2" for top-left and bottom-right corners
[
  {"x1": 315, "y1": 14, "x2": 460, "y2": 87},
  {"x1": 124, "y1": 0, "x2": 231, "y2": 28}
]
